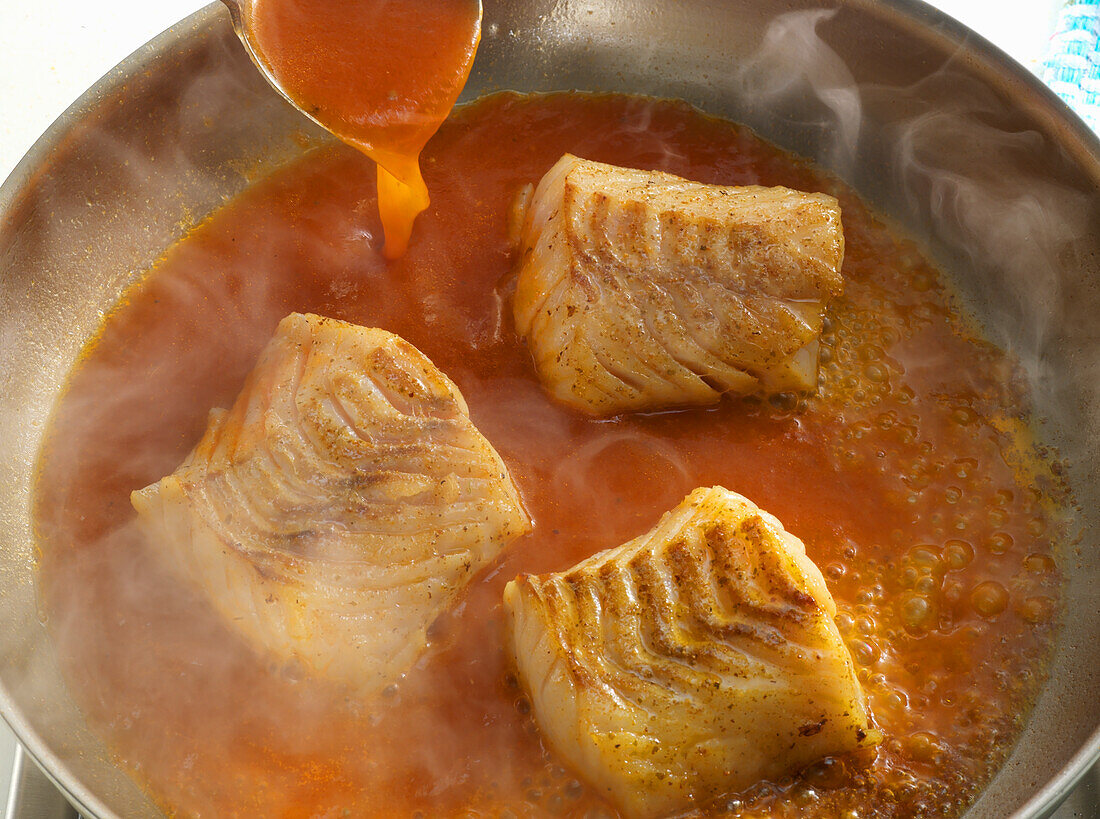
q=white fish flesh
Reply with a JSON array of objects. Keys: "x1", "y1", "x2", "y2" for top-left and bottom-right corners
[
  {"x1": 504, "y1": 486, "x2": 879, "y2": 818},
  {"x1": 513, "y1": 154, "x2": 845, "y2": 416},
  {"x1": 132, "y1": 312, "x2": 531, "y2": 694}
]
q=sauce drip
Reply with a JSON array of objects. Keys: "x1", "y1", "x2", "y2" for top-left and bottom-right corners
[
  {"x1": 246, "y1": 0, "x2": 481, "y2": 257},
  {"x1": 35, "y1": 93, "x2": 1070, "y2": 818}
]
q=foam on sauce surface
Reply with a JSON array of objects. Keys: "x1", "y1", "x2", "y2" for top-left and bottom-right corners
[
  {"x1": 246, "y1": 0, "x2": 481, "y2": 257},
  {"x1": 35, "y1": 92, "x2": 1069, "y2": 818}
]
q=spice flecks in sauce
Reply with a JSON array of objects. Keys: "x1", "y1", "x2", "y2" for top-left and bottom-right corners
[
  {"x1": 246, "y1": 0, "x2": 481, "y2": 257},
  {"x1": 34, "y1": 93, "x2": 1069, "y2": 818}
]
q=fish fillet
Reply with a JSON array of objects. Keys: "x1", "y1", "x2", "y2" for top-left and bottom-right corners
[
  {"x1": 504, "y1": 487, "x2": 879, "y2": 818},
  {"x1": 132, "y1": 312, "x2": 531, "y2": 694},
  {"x1": 513, "y1": 154, "x2": 845, "y2": 416}
]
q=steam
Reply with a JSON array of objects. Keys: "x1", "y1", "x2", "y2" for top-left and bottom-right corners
[
  {"x1": 732, "y1": 10, "x2": 863, "y2": 177},
  {"x1": 887, "y1": 75, "x2": 1093, "y2": 402},
  {"x1": 731, "y1": 9, "x2": 1096, "y2": 426},
  {"x1": 1, "y1": 17, "x2": 330, "y2": 815},
  {"x1": 552, "y1": 430, "x2": 692, "y2": 494}
]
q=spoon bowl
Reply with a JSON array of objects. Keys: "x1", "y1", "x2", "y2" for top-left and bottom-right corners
[
  {"x1": 217, "y1": 0, "x2": 483, "y2": 147},
  {"x1": 217, "y1": 0, "x2": 482, "y2": 257},
  {"x1": 218, "y1": 0, "x2": 326, "y2": 135}
]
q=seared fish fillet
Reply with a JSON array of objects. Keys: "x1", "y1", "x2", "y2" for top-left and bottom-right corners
[
  {"x1": 513, "y1": 154, "x2": 845, "y2": 416},
  {"x1": 504, "y1": 487, "x2": 879, "y2": 818},
  {"x1": 133, "y1": 312, "x2": 531, "y2": 694}
]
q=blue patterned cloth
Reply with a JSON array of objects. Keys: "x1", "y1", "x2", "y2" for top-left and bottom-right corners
[{"x1": 1042, "y1": 0, "x2": 1100, "y2": 131}]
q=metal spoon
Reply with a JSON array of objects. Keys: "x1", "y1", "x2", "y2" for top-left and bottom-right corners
[
  {"x1": 217, "y1": 0, "x2": 483, "y2": 144},
  {"x1": 217, "y1": 0, "x2": 332, "y2": 136}
]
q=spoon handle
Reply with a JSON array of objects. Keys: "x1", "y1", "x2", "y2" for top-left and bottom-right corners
[{"x1": 218, "y1": 0, "x2": 245, "y2": 35}]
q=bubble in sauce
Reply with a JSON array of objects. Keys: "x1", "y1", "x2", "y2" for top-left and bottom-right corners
[
  {"x1": 1022, "y1": 554, "x2": 1055, "y2": 574},
  {"x1": 971, "y1": 582, "x2": 1009, "y2": 618},
  {"x1": 1017, "y1": 596, "x2": 1055, "y2": 624},
  {"x1": 901, "y1": 594, "x2": 935, "y2": 633},
  {"x1": 943, "y1": 540, "x2": 974, "y2": 570}
]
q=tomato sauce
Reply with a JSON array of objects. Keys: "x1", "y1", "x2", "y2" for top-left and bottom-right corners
[
  {"x1": 34, "y1": 92, "x2": 1069, "y2": 818},
  {"x1": 246, "y1": 0, "x2": 481, "y2": 258}
]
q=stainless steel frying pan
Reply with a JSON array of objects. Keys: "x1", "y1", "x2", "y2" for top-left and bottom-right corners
[{"x1": 1, "y1": 2, "x2": 1097, "y2": 817}]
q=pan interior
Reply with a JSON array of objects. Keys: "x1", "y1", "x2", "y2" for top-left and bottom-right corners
[{"x1": 0, "y1": 3, "x2": 1096, "y2": 817}]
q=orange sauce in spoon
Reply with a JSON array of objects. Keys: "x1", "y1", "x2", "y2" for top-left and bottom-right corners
[{"x1": 246, "y1": 0, "x2": 482, "y2": 258}]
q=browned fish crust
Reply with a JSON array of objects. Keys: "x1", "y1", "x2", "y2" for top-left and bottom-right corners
[
  {"x1": 505, "y1": 487, "x2": 879, "y2": 819},
  {"x1": 513, "y1": 155, "x2": 845, "y2": 415}
]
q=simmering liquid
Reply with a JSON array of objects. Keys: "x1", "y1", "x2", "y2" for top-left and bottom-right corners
[
  {"x1": 35, "y1": 93, "x2": 1069, "y2": 818},
  {"x1": 247, "y1": 0, "x2": 481, "y2": 257}
]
